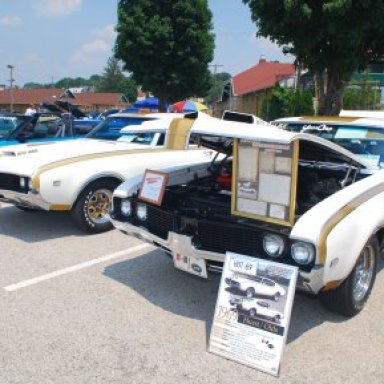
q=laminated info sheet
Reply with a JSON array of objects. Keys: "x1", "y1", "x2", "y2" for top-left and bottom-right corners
[
  {"x1": 209, "y1": 252, "x2": 298, "y2": 376},
  {"x1": 233, "y1": 139, "x2": 296, "y2": 224}
]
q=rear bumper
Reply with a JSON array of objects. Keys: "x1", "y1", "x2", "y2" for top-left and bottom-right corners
[{"x1": 110, "y1": 217, "x2": 325, "y2": 294}]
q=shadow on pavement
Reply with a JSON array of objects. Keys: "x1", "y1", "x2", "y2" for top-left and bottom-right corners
[
  {"x1": 0, "y1": 205, "x2": 86, "y2": 242},
  {"x1": 103, "y1": 249, "x2": 350, "y2": 344}
]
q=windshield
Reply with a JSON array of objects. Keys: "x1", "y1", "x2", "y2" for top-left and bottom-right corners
[
  {"x1": 10, "y1": 115, "x2": 66, "y2": 141},
  {"x1": 275, "y1": 122, "x2": 384, "y2": 167},
  {"x1": 86, "y1": 115, "x2": 156, "y2": 141},
  {"x1": 0, "y1": 116, "x2": 29, "y2": 138},
  {"x1": 117, "y1": 132, "x2": 157, "y2": 145}
]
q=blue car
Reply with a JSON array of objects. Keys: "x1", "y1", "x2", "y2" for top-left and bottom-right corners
[{"x1": 0, "y1": 113, "x2": 83, "y2": 147}]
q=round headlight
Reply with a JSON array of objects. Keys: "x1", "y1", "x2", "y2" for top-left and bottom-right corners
[
  {"x1": 120, "y1": 199, "x2": 132, "y2": 217},
  {"x1": 136, "y1": 203, "x2": 148, "y2": 221},
  {"x1": 291, "y1": 242, "x2": 315, "y2": 265},
  {"x1": 263, "y1": 234, "x2": 285, "y2": 258}
]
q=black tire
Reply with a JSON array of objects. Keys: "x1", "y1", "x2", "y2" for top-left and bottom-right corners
[
  {"x1": 70, "y1": 179, "x2": 120, "y2": 234},
  {"x1": 245, "y1": 287, "x2": 255, "y2": 298},
  {"x1": 319, "y1": 237, "x2": 378, "y2": 317},
  {"x1": 15, "y1": 205, "x2": 38, "y2": 212}
]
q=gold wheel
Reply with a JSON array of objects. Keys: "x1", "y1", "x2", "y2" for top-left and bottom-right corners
[{"x1": 86, "y1": 188, "x2": 113, "y2": 224}]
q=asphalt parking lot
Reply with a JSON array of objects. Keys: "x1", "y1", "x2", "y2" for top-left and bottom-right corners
[{"x1": 1, "y1": 203, "x2": 383, "y2": 384}]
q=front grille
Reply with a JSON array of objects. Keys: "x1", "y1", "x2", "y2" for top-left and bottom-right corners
[
  {"x1": 146, "y1": 205, "x2": 176, "y2": 239},
  {"x1": 0, "y1": 173, "x2": 22, "y2": 192},
  {"x1": 196, "y1": 219, "x2": 264, "y2": 256}
]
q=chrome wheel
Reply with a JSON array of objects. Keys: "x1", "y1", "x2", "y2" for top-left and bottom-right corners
[
  {"x1": 319, "y1": 237, "x2": 378, "y2": 317},
  {"x1": 352, "y1": 245, "x2": 375, "y2": 302},
  {"x1": 86, "y1": 188, "x2": 112, "y2": 224}
]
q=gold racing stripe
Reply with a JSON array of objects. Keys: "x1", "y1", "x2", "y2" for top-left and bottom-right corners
[
  {"x1": 49, "y1": 204, "x2": 71, "y2": 211},
  {"x1": 318, "y1": 182, "x2": 384, "y2": 265},
  {"x1": 31, "y1": 147, "x2": 169, "y2": 190}
]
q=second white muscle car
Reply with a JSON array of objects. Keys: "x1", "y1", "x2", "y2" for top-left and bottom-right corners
[{"x1": 0, "y1": 112, "x2": 217, "y2": 233}]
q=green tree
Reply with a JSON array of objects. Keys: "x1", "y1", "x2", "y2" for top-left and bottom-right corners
[
  {"x1": 115, "y1": 0, "x2": 214, "y2": 111},
  {"x1": 242, "y1": 1, "x2": 384, "y2": 115},
  {"x1": 97, "y1": 57, "x2": 125, "y2": 93},
  {"x1": 55, "y1": 77, "x2": 88, "y2": 89},
  {"x1": 205, "y1": 72, "x2": 231, "y2": 106},
  {"x1": 261, "y1": 86, "x2": 314, "y2": 121},
  {"x1": 343, "y1": 81, "x2": 381, "y2": 111},
  {"x1": 118, "y1": 77, "x2": 138, "y2": 102},
  {"x1": 23, "y1": 82, "x2": 44, "y2": 89}
]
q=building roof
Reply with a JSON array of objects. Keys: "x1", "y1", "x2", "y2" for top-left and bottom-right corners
[
  {"x1": 0, "y1": 88, "x2": 127, "y2": 107},
  {"x1": 72, "y1": 92, "x2": 127, "y2": 107},
  {"x1": 232, "y1": 58, "x2": 296, "y2": 96},
  {"x1": 0, "y1": 88, "x2": 63, "y2": 105}
]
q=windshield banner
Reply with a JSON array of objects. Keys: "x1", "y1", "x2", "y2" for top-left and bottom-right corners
[{"x1": 209, "y1": 252, "x2": 298, "y2": 376}]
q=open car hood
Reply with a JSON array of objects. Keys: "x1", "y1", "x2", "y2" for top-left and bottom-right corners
[{"x1": 54, "y1": 100, "x2": 87, "y2": 118}]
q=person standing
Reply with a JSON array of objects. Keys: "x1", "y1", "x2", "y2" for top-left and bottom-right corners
[{"x1": 25, "y1": 104, "x2": 37, "y2": 116}]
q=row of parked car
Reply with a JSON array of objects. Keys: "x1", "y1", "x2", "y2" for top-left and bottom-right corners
[{"x1": 1, "y1": 110, "x2": 384, "y2": 318}]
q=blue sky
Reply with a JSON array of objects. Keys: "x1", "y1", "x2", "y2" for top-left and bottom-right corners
[{"x1": 0, "y1": 0, "x2": 292, "y2": 87}]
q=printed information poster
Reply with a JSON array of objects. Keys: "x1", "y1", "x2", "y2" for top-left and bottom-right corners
[
  {"x1": 138, "y1": 170, "x2": 169, "y2": 206},
  {"x1": 209, "y1": 252, "x2": 298, "y2": 376}
]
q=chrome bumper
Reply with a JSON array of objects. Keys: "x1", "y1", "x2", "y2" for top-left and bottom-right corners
[
  {"x1": 0, "y1": 189, "x2": 49, "y2": 210},
  {"x1": 110, "y1": 218, "x2": 324, "y2": 294}
]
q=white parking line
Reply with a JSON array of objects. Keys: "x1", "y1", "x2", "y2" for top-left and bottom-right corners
[{"x1": 3, "y1": 243, "x2": 152, "y2": 292}]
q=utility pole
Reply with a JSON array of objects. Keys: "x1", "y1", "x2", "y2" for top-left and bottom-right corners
[
  {"x1": 7, "y1": 65, "x2": 15, "y2": 112},
  {"x1": 210, "y1": 63, "x2": 224, "y2": 74}
]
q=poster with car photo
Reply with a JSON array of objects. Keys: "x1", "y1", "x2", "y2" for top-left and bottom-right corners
[{"x1": 209, "y1": 252, "x2": 298, "y2": 376}]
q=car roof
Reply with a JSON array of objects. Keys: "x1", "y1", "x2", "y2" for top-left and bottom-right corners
[
  {"x1": 189, "y1": 115, "x2": 372, "y2": 168},
  {"x1": 119, "y1": 113, "x2": 186, "y2": 133},
  {"x1": 274, "y1": 115, "x2": 384, "y2": 128},
  {"x1": 339, "y1": 110, "x2": 384, "y2": 119}
]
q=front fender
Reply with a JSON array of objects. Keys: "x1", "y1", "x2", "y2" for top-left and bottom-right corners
[
  {"x1": 38, "y1": 167, "x2": 124, "y2": 208},
  {"x1": 291, "y1": 172, "x2": 384, "y2": 287}
]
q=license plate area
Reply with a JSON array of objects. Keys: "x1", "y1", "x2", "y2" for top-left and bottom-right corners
[{"x1": 173, "y1": 253, "x2": 207, "y2": 278}]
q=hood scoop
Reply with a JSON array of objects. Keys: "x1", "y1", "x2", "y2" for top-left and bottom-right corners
[{"x1": 0, "y1": 146, "x2": 38, "y2": 157}]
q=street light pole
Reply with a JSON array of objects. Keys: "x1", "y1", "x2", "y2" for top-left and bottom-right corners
[{"x1": 7, "y1": 65, "x2": 15, "y2": 112}]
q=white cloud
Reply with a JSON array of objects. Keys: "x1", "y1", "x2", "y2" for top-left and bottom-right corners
[
  {"x1": 70, "y1": 24, "x2": 116, "y2": 65},
  {"x1": 70, "y1": 38, "x2": 110, "y2": 65},
  {"x1": 0, "y1": 15, "x2": 22, "y2": 26},
  {"x1": 93, "y1": 24, "x2": 116, "y2": 40},
  {"x1": 250, "y1": 34, "x2": 293, "y2": 61},
  {"x1": 34, "y1": 0, "x2": 83, "y2": 18}
]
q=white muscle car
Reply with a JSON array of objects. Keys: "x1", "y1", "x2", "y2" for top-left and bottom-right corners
[
  {"x1": 110, "y1": 114, "x2": 384, "y2": 317},
  {"x1": 0, "y1": 112, "x2": 217, "y2": 233},
  {"x1": 225, "y1": 275, "x2": 286, "y2": 301},
  {"x1": 229, "y1": 296, "x2": 284, "y2": 323}
]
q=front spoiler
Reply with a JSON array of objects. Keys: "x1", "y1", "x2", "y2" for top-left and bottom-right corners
[
  {"x1": 110, "y1": 217, "x2": 325, "y2": 294},
  {"x1": 0, "y1": 189, "x2": 49, "y2": 210}
]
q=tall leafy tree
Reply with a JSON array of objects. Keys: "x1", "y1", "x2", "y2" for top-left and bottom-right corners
[
  {"x1": 205, "y1": 72, "x2": 232, "y2": 106},
  {"x1": 115, "y1": 0, "x2": 215, "y2": 111},
  {"x1": 242, "y1": 1, "x2": 384, "y2": 115},
  {"x1": 118, "y1": 77, "x2": 138, "y2": 102},
  {"x1": 97, "y1": 57, "x2": 125, "y2": 93}
]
